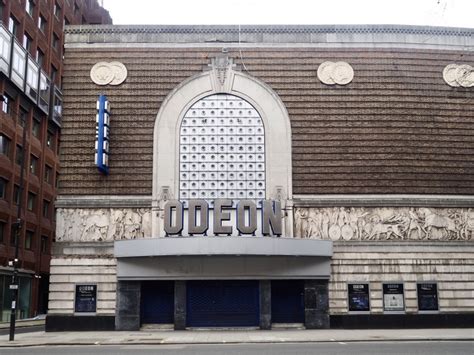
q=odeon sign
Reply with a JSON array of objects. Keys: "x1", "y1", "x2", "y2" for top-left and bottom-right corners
[{"x1": 163, "y1": 199, "x2": 282, "y2": 236}]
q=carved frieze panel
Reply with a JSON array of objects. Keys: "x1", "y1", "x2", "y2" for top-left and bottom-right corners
[
  {"x1": 294, "y1": 207, "x2": 474, "y2": 241},
  {"x1": 56, "y1": 208, "x2": 152, "y2": 242}
]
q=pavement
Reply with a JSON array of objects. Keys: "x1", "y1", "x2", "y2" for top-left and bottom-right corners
[{"x1": 0, "y1": 326, "x2": 472, "y2": 347}]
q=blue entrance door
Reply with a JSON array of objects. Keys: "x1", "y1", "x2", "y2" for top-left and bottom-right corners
[
  {"x1": 186, "y1": 280, "x2": 260, "y2": 327},
  {"x1": 271, "y1": 280, "x2": 305, "y2": 323},
  {"x1": 141, "y1": 281, "x2": 174, "y2": 324}
]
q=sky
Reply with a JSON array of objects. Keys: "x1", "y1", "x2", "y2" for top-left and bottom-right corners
[{"x1": 101, "y1": 0, "x2": 473, "y2": 28}]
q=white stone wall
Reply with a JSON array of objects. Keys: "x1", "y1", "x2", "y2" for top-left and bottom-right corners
[
  {"x1": 48, "y1": 257, "x2": 117, "y2": 315},
  {"x1": 329, "y1": 242, "x2": 474, "y2": 314}
]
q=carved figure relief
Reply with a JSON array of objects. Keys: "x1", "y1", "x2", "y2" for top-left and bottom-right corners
[
  {"x1": 294, "y1": 207, "x2": 474, "y2": 241},
  {"x1": 56, "y1": 208, "x2": 152, "y2": 242}
]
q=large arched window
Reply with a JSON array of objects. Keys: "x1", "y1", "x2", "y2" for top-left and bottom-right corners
[
  {"x1": 179, "y1": 94, "x2": 265, "y2": 201},
  {"x1": 152, "y1": 56, "x2": 293, "y2": 237}
]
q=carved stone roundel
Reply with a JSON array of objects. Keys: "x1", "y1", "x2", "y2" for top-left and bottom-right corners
[
  {"x1": 456, "y1": 64, "x2": 474, "y2": 88},
  {"x1": 90, "y1": 62, "x2": 114, "y2": 85},
  {"x1": 317, "y1": 61, "x2": 354, "y2": 85},
  {"x1": 109, "y1": 61, "x2": 128, "y2": 85},
  {"x1": 442, "y1": 64, "x2": 460, "y2": 87},
  {"x1": 332, "y1": 62, "x2": 354, "y2": 85},
  {"x1": 443, "y1": 63, "x2": 474, "y2": 88},
  {"x1": 90, "y1": 61, "x2": 128, "y2": 86},
  {"x1": 317, "y1": 61, "x2": 336, "y2": 85}
]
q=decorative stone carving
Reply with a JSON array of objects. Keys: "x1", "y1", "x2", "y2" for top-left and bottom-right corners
[
  {"x1": 90, "y1": 61, "x2": 127, "y2": 86},
  {"x1": 443, "y1": 63, "x2": 474, "y2": 88},
  {"x1": 294, "y1": 207, "x2": 474, "y2": 241},
  {"x1": 317, "y1": 61, "x2": 354, "y2": 85},
  {"x1": 56, "y1": 208, "x2": 152, "y2": 242}
]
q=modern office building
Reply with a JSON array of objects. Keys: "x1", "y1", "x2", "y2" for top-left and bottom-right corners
[
  {"x1": 0, "y1": 0, "x2": 111, "y2": 321},
  {"x1": 47, "y1": 25, "x2": 473, "y2": 331}
]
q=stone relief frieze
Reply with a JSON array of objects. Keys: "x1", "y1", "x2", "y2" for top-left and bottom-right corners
[
  {"x1": 56, "y1": 208, "x2": 152, "y2": 242},
  {"x1": 294, "y1": 207, "x2": 474, "y2": 241}
]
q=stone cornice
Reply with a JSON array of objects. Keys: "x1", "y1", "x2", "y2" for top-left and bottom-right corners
[
  {"x1": 64, "y1": 24, "x2": 473, "y2": 50},
  {"x1": 65, "y1": 24, "x2": 473, "y2": 36}
]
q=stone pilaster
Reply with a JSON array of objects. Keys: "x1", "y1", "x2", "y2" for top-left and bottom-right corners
[
  {"x1": 259, "y1": 280, "x2": 271, "y2": 329},
  {"x1": 304, "y1": 280, "x2": 330, "y2": 329},
  {"x1": 115, "y1": 281, "x2": 141, "y2": 330},
  {"x1": 174, "y1": 281, "x2": 186, "y2": 330}
]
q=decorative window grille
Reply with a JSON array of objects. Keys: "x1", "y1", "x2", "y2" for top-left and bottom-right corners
[{"x1": 179, "y1": 94, "x2": 265, "y2": 201}]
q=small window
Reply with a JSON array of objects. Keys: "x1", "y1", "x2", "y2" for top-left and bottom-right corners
[
  {"x1": 41, "y1": 235, "x2": 48, "y2": 253},
  {"x1": 55, "y1": 172, "x2": 59, "y2": 188},
  {"x1": 19, "y1": 108, "x2": 28, "y2": 127},
  {"x1": 32, "y1": 118, "x2": 41, "y2": 138},
  {"x1": 30, "y1": 155, "x2": 38, "y2": 175},
  {"x1": 36, "y1": 48, "x2": 44, "y2": 68},
  {"x1": 25, "y1": 230, "x2": 34, "y2": 250},
  {"x1": 2, "y1": 94, "x2": 11, "y2": 114},
  {"x1": 51, "y1": 65, "x2": 58, "y2": 84},
  {"x1": 13, "y1": 185, "x2": 20, "y2": 205},
  {"x1": 9, "y1": 16, "x2": 19, "y2": 36},
  {"x1": 54, "y1": 2, "x2": 61, "y2": 18},
  {"x1": 0, "y1": 177, "x2": 7, "y2": 199},
  {"x1": 27, "y1": 192, "x2": 36, "y2": 211},
  {"x1": 52, "y1": 33, "x2": 60, "y2": 51},
  {"x1": 26, "y1": 0, "x2": 34, "y2": 17},
  {"x1": 64, "y1": 17, "x2": 70, "y2": 28},
  {"x1": 38, "y1": 15, "x2": 47, "y2": 33},
  {"x1": 23, "y1": 33, "x2": 33, "y2": 52},
  {"x1": 0, "y1": 134, "x2": 11, "y2": 157},
  {"x1": 15, "y1": 145, "x2": 23, "y2": 166},
  {"x1": 42, "y1": 200, "x2": 50, "y2": 218},
  {"x1": 46, "y1": 130, "x2": 54, "y2": 149},
  {"x1": 44, "y1": 165, "x2": 52, "y2": 184},
  {"x1": 0, "y1": 221, "x2": 5, "y2": 243},
  {"x1": 74, "y1": 3, "x2": 80, "y2": 14}
]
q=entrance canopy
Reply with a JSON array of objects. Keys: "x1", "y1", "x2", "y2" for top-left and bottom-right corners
[{"x1": 115, "y1": 237, "x2": 332, "y2": 280}]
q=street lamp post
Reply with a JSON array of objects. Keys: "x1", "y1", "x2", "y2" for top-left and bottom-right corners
[{"x1": 2, "y1": 97, "x2": 29, "y2": 341}]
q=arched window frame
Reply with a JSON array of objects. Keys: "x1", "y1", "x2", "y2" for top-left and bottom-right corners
[{"x1": 152, "y1": 56, "x2": 293, "y2": 237}]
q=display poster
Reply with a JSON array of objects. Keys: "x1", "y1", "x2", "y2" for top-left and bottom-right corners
[
  {"x1": 348, "y1": 283, "x2": 370, "y2": 312},
  {"x1": 417, "y1": 283, "x2": 439, "y2": 311},
  {"x1": 383, "y1": 283, "x2": 405, "y2": 311},
  {"x1": 74, "y1": 284, "x2": 97, "y2": 313}
]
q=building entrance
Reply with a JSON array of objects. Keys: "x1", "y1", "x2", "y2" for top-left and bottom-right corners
[
  {"x1": 271, "y1": 280, "x2": 305, "y2": 324},
  {"x1": 186, "y1": 280, "x2": 260, "y2": 327},
  {"x1": 140, "y1": 281, "x2": 174, "y2": 324}
]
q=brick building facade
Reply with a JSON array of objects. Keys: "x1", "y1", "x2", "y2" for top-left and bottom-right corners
[
  {"x1": 47, "y1": 25, "x2": 474, "y2": 330},
  {"x1": 0, "y1": 0, "x2": 111, "y2": 320}
]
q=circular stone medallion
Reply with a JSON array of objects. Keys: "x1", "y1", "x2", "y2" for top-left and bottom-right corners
[
  {"x1": 109, "y1": 61, "x2": 128, "y2": 85},
  {"x1": 442, "y1": 64, "x2": 461, "y2": 87},
  {"x1": 317, "y1": 61, "x2": 335, "y2": 85},
  {"x1": 332, "y1": 62, "x2": 354, "y2": 85},
  {"x1": 455, "y1": 64, "x2": 474, "y2": 88},
  {"x1": 90, "y1": 62, "x2": 114, "y2": 85}
]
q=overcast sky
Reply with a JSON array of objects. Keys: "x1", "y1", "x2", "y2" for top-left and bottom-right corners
[{"x1": 101, "y1": 0, "x2": 472, "y2": 28}]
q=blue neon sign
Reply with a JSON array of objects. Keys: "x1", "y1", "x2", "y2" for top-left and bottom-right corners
[{"x1": 95, "y1": 95, "x2": 110, "y2": 175}]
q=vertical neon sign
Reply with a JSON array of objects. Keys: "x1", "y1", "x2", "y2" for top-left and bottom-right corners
[{"x1": 95, "y1": 95, "x2": 110, "y2": 175}]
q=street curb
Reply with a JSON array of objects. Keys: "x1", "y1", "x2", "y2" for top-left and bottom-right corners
[{"x1": 1, "y1": 337, "x2": 473, "y2": 347}]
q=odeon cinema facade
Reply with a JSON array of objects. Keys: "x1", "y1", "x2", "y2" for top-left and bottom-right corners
[{"x1": 46, "y1": 25, "x2": 474, "y2": 331}]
